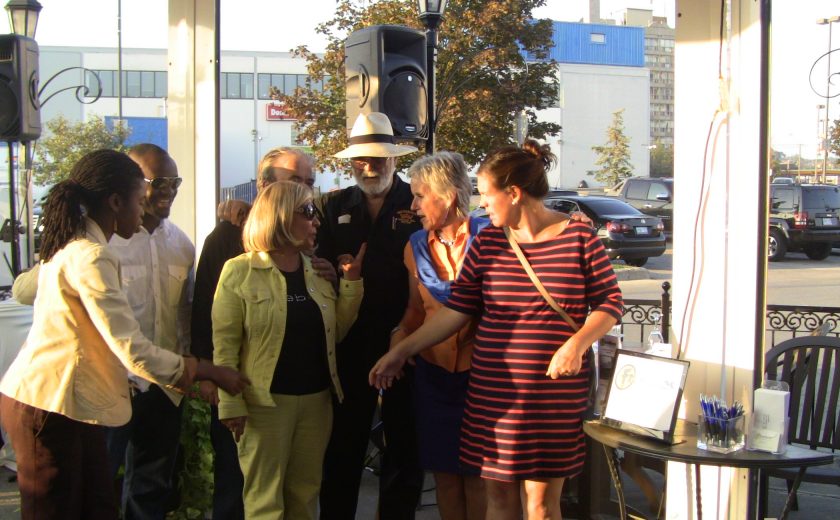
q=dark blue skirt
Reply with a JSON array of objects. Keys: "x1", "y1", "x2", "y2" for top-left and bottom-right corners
[{"x1": 412, "y1": 356, "x2": 474, "y2": 475}]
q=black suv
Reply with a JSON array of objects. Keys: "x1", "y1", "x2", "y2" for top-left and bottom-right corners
[
  {"x1": 768, "y1": 184, "x2": 840, "y2": 261},
  {"x1": 610, "y1": 177, "x2": 674, "y2": 234}
]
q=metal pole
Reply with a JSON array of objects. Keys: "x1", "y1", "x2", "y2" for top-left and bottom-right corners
[
  {"x1": 425, "y1": 26, "x2": 437, "y2": 155},
  {"x1": 824, "y1": 23, "x2": 832, "y2": 183},
  {"x1": 6, "y1": 141, "x2": 21, "y2": 277},
  {"x1": 117, "y1": 0, "x2": 123, "y2": 126}
]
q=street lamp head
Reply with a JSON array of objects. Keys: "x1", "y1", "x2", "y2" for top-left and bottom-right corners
[
  {"x1": 5, "y1": 0, "x2": 42, "y2": 39},
  {"x1": 418, "y1": 0, "x2": 447, "y2": 30}
]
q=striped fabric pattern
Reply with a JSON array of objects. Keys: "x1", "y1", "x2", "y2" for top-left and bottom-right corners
[{"x1": 445, "y1": 222, "x2": 623, "y2": 481}]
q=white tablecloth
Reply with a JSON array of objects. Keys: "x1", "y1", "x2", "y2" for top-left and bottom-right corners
[{"x1": 0, "y1": 299, "x2": 34, "y2": 470}]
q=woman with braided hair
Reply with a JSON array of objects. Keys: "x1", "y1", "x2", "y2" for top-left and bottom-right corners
[{"x1": 0, "y1": 149, "x2": 249, "y2": 520}]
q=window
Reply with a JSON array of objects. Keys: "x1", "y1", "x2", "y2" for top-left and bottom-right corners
[
  {"x1": 85, "y1": 69, "x2": 167, "y2": 98},
  {"x1": 591, "y1": 33, "x2": 606, "y2": 44},
  {"x1": 257, "y1": 73, "x2": 331, "y2": 99},
  {"x1": 771, "y1": 188, "x2": 794, "y2": 210},
  {"x1": 626, "y1": 181, "x2": 648, "y2": 200},
  {"x1": 221, "y1": 72, "x2": 254, "y2": 99}
]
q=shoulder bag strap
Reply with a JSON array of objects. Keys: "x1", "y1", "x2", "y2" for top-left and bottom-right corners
[{"x1": 504, "y1": 226, "x2": 580, "y2": 333}]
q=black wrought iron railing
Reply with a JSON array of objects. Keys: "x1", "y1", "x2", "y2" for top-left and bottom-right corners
[{"x1": 619, "y1": 282, "x2": 840, "y2": 348}]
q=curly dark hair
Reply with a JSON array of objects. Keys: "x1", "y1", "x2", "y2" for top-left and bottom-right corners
[
  {"x1": 477, "y1": 138, "x2": 556, "y2": 199},
  {"x1": 39, "y1": 149, "x2": 144, "y2": 262}
]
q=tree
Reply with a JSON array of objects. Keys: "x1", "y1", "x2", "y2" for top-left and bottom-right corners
[
  {"x1": 33, "y1": 116, "x2": 130, "y2": 186},
  {"x1": 829, "y1": 117, "x2": 840, "y2": 167},
  {"x1": 589, "y1": 109, "x2": 633, "y2": 186},
  {"x1": 278, "y1": 0, "x2": 561, "y2": 173},
  {"x1": 649, "y1": 143, "x2": 673, "y2": 178}
]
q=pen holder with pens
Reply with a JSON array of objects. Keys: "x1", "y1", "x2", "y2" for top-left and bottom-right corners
[{"x1": 697, "y1": 413, "x2": 746, "y2": 453}]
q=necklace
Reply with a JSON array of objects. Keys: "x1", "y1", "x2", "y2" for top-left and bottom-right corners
[{"x1": 435, "y1": 230, "x2": 456, "y2": 247}]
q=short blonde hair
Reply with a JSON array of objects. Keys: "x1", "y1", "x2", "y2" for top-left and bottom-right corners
[
  {"x1": 242, "y1": 181, "x2": 312, "y2": 252},
  {"x1": 407, "y1": 151, "x2": 471, "y2": 218}
]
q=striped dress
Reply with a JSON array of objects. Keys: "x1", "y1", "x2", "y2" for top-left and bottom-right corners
[{"x1": 445, "y1": 221, "x2": 623, "y2": 481}]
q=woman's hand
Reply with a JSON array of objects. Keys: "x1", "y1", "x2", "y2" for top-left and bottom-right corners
[
  {"x1": 368, "y1": 348, "x2": 408, "y2": 390},
  {"x1": 222, "y1": 416, "x2": 247, "y2": 442},
  {"x1": 546, "y1": 339, "x2": 587, "y2": 379},
  {"x1": 338, "y1": 243, "x2": 367, "y2": 281}
]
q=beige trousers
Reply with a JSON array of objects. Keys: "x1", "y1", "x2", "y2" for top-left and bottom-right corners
[{"x1": 237, "y1": 390, "x2": 333, "y2": 520}]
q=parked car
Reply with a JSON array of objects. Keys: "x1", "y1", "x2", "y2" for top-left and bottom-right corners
[
  {"x1": 544, "y1": 195, "x2": 666, "y2": 267},
  {"x1": 609, "y1": 177, "x2": 674, "y2": 235},
  {"x1": 768, "y1": 184, "x2": 840, "y2": 261},
  {"x1": 771, "y1": 177, "x2": 796, "y2": 185}
]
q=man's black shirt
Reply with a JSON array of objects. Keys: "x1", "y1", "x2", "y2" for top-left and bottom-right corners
[
  {"x1": 316, "y1": 175, "x2": 421, "y2": 359},
  {"x1": 190, "y1": 220, "x2": 245, "y2": 360}
]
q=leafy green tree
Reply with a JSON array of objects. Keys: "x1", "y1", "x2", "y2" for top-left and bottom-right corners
[
  {"x1": 279, "y1": 0, "x2": 561, "y2": 172},
  {"x1": 649, "y1": 143, "x2": 673, "y2": 178},
  {"x1": 33, "y1": 116, "x2": 130, "y2": 186},
  {"x1": 829, "y1": 117, "x2": 840, "y2": 167},
  {"x1": 589, "y1": 109, "x2": 633, "y2": 186}
]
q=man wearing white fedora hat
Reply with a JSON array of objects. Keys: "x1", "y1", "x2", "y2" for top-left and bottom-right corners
[{"x1": 318, "y1": 112, "x2": 425, "y2": 519}]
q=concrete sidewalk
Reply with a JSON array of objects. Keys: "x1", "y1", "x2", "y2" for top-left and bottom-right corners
[{"x1": 0, "y1": 465, "x2": 836, "y2": 519}]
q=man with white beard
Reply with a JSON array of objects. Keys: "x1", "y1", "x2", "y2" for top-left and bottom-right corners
[{"x1": 318, "y1": 113, "x2": 425, "y2": 519}]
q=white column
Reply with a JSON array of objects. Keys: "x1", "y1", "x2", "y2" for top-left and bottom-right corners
[
  {"x1": 669, "y1": 0, "x2": 765, "y2": 517},
  {"x1": 166, "y1": 0, "x2": 219, "y2": 254}
]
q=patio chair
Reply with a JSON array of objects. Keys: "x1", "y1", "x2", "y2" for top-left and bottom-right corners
[{"x1": 761, "y1": 335, "x2": 840, "y2": 512}]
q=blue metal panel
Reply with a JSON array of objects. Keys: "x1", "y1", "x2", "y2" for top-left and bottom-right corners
[
  {"x1": 105, "y1": 116, "x2": 168, "y2": 149},
  {"x1": 536, "y1": 22, "x2": 644, "y2": 67}
]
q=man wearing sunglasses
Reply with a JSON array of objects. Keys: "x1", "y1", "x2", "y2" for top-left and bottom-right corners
[
  {"x1": 105, "y1": 143, "x2": 196, "y2": 519},
  {"x1": 190, "y1": 146, "x2": 335, "y2": 520},
  {"x1": 318, "y1": 112, "x2": 425, "y2": 520}
]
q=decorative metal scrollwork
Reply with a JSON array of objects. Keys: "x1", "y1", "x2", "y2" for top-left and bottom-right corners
[
  {"x1": 38, "y1": 67, "x2": 103, "y2": 108},
  {"x1": 809, "y1": 48, "x2": 840, "y2": 100}
]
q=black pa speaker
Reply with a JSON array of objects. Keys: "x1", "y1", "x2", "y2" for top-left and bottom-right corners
[
  {"x1": 345, "y1": 25, "x2": 427, "y2": 142},
  {"x1": 0, "y1": 34, "x2": 41, "y2": 142}
]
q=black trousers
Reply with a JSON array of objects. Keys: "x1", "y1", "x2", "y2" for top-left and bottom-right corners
[
  {"x1": 0, "y1": 394, "x2": 119, "y2": 520},
  {"x1": 105, "y1": 384, "x2": 183, "y2": 520},
  {"x1": 320, "y1": 357, "x2": 424, "y2": 520}
]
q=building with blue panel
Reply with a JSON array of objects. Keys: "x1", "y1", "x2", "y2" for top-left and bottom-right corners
[
  {"x1": 546, "y1": 22, "x2": 645, "y2": 67},
  {"x1": 535, "y1": 21, "x2": 650, "y2": 189}
]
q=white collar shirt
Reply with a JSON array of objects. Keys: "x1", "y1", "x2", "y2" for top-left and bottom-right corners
[{"x1": 109, "y1": 218, "x2": 195, "y2": 357}]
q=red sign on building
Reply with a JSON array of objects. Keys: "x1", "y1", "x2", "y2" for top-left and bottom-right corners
[{"x1": 266, "y1": 103, "x2": 295, "y2": 121}]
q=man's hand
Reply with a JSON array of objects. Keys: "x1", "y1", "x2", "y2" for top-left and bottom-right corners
[
  {"x1": 217, "y1": 199, "x2": 251, "y2": 226},
  {"x1": 221, "y1": 416, "x2": 246, "y2": 442},
  {"x1": 337, "y1": 243, "x2": 367, "y2": 281},
  {"x1": 310, "y1": 255, "x2": 338, "y2": 284},
  {"x1": 198, "y1": 380, "x2": 219, "y2": 406}
]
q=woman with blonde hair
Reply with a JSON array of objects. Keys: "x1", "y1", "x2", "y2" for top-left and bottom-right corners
[
  {"x1": 378, "y1": 151, "x2": 488, "y2": 519},
  {"x1": 212, "y1": 181, "x2": 365, "y2": 520}
]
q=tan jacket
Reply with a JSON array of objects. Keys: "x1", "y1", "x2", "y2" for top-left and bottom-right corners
[
  {"x1": 0, "y1": 218, "x2": 185, "y2": 426},
  {"x1": 212, "y1": 252, "x2": 362, "y2": 420}
]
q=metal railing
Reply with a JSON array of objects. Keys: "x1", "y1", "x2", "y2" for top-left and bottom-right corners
[{"x1": 619, "y1": 282, "x2": 840, "y2": 348}]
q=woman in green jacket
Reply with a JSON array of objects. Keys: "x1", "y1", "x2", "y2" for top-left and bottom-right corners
[{"x1": 212, "y1": 181, "x2": 365, "y2": 520}]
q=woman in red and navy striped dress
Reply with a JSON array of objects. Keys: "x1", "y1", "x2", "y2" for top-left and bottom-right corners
[{"x1": 371, "y1": 140, "x2": 623, "y2": 519}]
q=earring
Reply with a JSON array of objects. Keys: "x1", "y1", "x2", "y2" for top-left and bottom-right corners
[{"x1": 512, "y1": 200, "x2": 518, "y2": 206}]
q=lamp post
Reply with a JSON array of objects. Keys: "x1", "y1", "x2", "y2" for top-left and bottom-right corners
[
  {"x1": 5, "y1": 0, "x2": 40, "y2": 39},
  {"x1": 4, "y1": 0, "x2": 41, "y2": 277},
  {"x1": 817, "y1": 16, "x2": 840, "y2": 183},
  {"x1": 418, "y1": 0, "x2": 447, "y2": 155},
  {"x1": 817, "y1": 103, "x2": 826, "y2": 178}
]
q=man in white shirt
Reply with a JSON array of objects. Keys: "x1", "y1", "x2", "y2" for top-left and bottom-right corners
[{"x1": 107, "y1": 143, "x2": 195, "y2": 520}]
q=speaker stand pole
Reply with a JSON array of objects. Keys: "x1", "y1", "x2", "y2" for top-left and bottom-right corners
[
  {"x1": 6, "y1": 141, "x2": 21, "y2": 277},
  {"x1": 425, "y1": 26, "x2": 438, "y2": 155}
]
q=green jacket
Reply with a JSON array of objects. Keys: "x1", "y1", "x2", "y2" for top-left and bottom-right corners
[{"x1": 212, "y1": 251, "x2": 363, "y2": 420}]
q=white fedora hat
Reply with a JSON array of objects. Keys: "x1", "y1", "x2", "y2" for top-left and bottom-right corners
[{"x1": 334, "y1": 112, "x2": 418, "y2": 158}]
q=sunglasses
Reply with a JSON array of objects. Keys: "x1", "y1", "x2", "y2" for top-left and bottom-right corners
[
  {"x1": 295, "y1": 202, "x2": 318, "y2": 221},
  {"x1": 144, "y1": 177, "x2": 183, "y2": 190}
]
